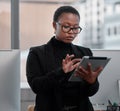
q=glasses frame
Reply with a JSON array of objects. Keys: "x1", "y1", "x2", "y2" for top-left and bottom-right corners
[{"x1": 56, "y1": 22, "x2": 82, "y2": 34}]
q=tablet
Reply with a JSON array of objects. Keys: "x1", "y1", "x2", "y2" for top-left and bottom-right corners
[{"x1": 68, "y1": 56, "x2": 111, "y2": 82}]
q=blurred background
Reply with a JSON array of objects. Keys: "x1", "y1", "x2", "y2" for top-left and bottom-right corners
[{"x1": 0, "y1": 0, "x2": 120, "y2": 110}]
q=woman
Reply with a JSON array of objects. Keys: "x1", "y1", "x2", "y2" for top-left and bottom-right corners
[{"x1": 26, "y1": 6, "x2": 102, "y2": 111}]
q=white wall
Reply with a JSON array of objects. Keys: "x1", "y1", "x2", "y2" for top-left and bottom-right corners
[
  {"x1": 90, "y1": 50, "x2": 120, "y2": 110},
  {"x1": 0, "y1": 50, "x2": 20, "y2": 111}
]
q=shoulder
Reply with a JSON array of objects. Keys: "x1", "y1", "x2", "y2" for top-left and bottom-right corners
[
  {"x1": 29, "y1": 37, "x2": 53, "y2": 53},
  {"x1": 75, "y1": 45, "x2": 91, "y2": 51},
  {"x1": 27, "y1": 45, "x2": 47, "y2": 58},
  {"x1": 29, "y1": 44, "x2": 46, "y2": 53},
  {"x1": 73, "y1": 44, "x2": 93, "y2": 56}
]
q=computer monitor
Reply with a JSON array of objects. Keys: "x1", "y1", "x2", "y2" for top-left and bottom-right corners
[{"x1": 0, "y1": 50, "x2": 20, "y2": 111}]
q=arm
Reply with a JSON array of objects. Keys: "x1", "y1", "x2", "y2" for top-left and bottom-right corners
[
  {"x1": 75, "y1": 46, "x2": 100, "y2": 96},
  {"x1": 26, "y1": 47, "x2": 66, "y2": 94},
  {"x1": 85, "y1": 79, "x2": 99, "y2": 96}
]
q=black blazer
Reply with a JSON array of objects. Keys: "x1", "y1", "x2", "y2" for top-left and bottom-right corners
[{"x1": 26, "y1": 37, "x2": 99, "y2": 111}]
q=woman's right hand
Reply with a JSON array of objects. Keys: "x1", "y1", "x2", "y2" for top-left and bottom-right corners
[{"x1": 62, "y1": 54, "x2": 81, "y2": 73}]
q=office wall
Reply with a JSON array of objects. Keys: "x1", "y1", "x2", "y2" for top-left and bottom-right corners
[
  {"x1": 0, "y1": 50, "x2": 20, "y2": 111},
  {"x1": 90, "y1": 50, "x2": 120, "y2": 110}
]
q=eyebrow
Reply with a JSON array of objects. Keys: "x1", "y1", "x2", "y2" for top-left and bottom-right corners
[{"x1": 60, "y1": 22, "x2": 79, "y2": 26}]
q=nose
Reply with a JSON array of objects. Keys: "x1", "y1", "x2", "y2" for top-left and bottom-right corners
[{"x1": 68, "y1": 28, "x2": 74, "y2": 34}]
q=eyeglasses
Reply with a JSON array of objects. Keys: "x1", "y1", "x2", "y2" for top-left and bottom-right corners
[{"x1": 56, "y1": 22, "x2": 82, "y2": 34}]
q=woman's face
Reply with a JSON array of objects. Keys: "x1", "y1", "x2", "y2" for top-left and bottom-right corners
[{"x1": 53, "y1": 13, "x2": 80, "y2": 43}]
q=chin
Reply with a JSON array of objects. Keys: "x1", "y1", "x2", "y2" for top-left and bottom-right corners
[{"x1": 64, "y1": 40, "x2": 72, "y2": 43}]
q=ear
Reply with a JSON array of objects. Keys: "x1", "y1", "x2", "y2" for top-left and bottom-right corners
[{"x1": 52, "y1": 21, "x2": 57, "y2": 30}]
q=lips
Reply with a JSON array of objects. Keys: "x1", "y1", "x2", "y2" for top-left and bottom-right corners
[{"x1": 66, "y1": 36, "x2": 75, "y2": 40}]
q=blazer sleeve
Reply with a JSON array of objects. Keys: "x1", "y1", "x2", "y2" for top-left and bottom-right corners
[
  {"x1": 75, "y1": 45, "x2": 99, "y2": 96},
  {"x1": 26, "y1": 46, "x2": 66, "y2": 94},
  {"x1": 85, "y1": 79, "x2": 99, "y2": 97}
]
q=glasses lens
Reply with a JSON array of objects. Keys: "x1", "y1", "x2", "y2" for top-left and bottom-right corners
[
  {"x1": 62, "y1": 26, "x2": 71, "y2": 33},
  {"x1": 62, "y1": 26, "x2": 82, "y2": 34},
  {"x1": 72, "y1": 27, "x2": 81, "y2": 34}
]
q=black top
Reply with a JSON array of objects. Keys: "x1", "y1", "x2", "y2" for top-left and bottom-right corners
[
  {"x1": 51, "y1": 37, "x2": 81, "y2": 106},
  {"x1": 51, "y1": 37, "x2": 73, "y2": 66}
]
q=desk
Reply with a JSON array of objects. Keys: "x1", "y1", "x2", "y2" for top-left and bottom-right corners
[
  {"x1": 95, "y1": 110, "x2": 106, "y2": 111},
  {"x1": 93, "y1": 104, "x2": 106, "y2": 111}
]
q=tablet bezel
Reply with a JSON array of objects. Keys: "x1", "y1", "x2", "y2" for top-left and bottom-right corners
[{"x1": 68, "y1": 56, "x2": 111, "y2": 82}]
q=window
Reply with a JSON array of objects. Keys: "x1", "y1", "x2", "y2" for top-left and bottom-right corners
[
  {"x1": 0, "y1": 1, "x2": 11, "y2": 49},
  {"x1": 114, "y1": 26, "x2": 117, "y2": 35},
  {"x1": 108, "y1": 27, "x2": 111, "y2": 36}
]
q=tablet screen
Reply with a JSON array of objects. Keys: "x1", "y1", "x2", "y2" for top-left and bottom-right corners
[{"x1": 68, "y1": 56, "x2": 111, "y2": 82}]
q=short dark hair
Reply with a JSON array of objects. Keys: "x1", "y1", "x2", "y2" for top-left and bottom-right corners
[{"x1": 53, "y1": 6, "x2": 80, "y2": 22}]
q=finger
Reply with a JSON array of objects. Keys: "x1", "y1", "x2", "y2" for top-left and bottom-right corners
[
  {"x1": 74, "y1": 69, "x2": 81, "y2": 76},
  {"x1": 87, "y1": 63, "x2": 92, "y2": 73},
  {"x1": 62, "y1": 59, "x2": 66, "y2": 65},
  {"x1": 64, "y1": 54, "x2": 70, "y2": 60},
  {"x1": 64, "y1": 54, "x2": 70, "y2": 63},
  {"x1": 75, "y1": 69, "x2": 85, "y2": 78},
  {"x1": 73, "y1": 62, "x2": 80, "y2": 69},
  {"x1": 65, "y1": 54, "x2": 74, "y2": 62},
  {"x1": 72, "y1": 58, "x2": 81, "y2": 64},
  {"x1": 75, "y1": 66, "x2": 86, "y2": 77},
  {"x1": 68, "y1": 54, "x2": 75, "y2": 60},
  {"x1": 76, "y1": 62, "x2": 80, "y2": 67},
  {"x1": 95, "y1": 66, "x2": 103, "y2": 76},
  {"x1": 78, "y1": 66, "x2": 88, "y2": 74}
]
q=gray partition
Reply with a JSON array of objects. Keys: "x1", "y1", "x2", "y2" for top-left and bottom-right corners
[
  {"x1": 90, "y1": 50, "x2": 120, "y2": 110},
  {"x1": 0, "y1": 50, "x2": 20, "y2": 111}
]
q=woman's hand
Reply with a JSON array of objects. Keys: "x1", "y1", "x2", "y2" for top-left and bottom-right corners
[
  {"x1": 62, "y1": 54, "x2": 80, "y2": 73},
  {"x1": 74, "y1": 63, "x2": 103, "y2": 84}
]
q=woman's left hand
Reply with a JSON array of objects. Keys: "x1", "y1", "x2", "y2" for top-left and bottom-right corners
[{"x1": 74, "y1": 63, "x2": 103, "y2": 84}]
